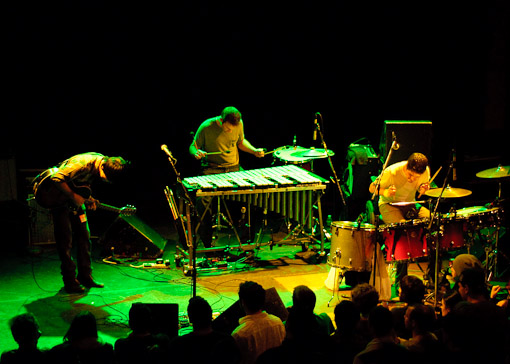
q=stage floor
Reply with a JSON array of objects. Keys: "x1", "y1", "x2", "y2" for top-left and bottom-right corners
[{"x1": 0, "y1": 219, "x2": 507, "y2": 355}]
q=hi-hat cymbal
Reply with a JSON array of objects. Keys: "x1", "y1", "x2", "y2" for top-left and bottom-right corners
[
  {"x1": 476, "y1": 165, "x2": 510, "y2": 179},
  {"x1": 425, "y1": 186, "x2": 472, "y2": 198},
  {"x1": 296, "y1": 148, "x2": 335, "y2": 158}
]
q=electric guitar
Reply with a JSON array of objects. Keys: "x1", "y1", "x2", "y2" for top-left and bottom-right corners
[{"x1": 33, "y1": 168, "x2": 136, "y2": 216}]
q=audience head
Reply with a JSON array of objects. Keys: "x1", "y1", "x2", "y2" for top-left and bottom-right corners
[
  {"x1": 238, "y1": 281, "x2": 266, "y2": 314},
  {"x1": 292, "y1": 285, "x2": 316, "y2": 314},
  {"x1": 334, "y1": 300, "x2": 360, "y2": 333},
  {"x1": 64, "y1": 311, "x2": 98, "y2": 342},
  {"x1": 405, "y1": 304, "x2": 436, "y2": 334},
  {"x1": 441, "y1": 289, "x2": 462, "y2": 317},
  {"x1": 187, "y1": 296, "x2": 213, "y2": 330},
  {"x1": 399, "y1": 275, "x2": 425, "y2": 304},
  {"x1": 368, "y1": 305, "x2": 394, "y2": 338},
  {"x1": 458, "y1": 267, "x2": 488, "y2": 301},
  {"x1": 351, "y1": 283, "x2": 380, "y2": 318},
  {"x1": 451, "y1": 254, "x2": 482, "y2": 280},
  {"x1": 9, "y1": 313, "x2": 41, "y2": 347},
  {"x1": 129, "y1": 303, "x2": 153, "y2": 333}
]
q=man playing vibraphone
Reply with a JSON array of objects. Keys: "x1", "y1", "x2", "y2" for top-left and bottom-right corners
[
  {"x1": 369, "y1": 152, "x2": 431, "y2": 293},
  {"x1": 189, "y1": 106, "x2": 265, "y2": 250}
]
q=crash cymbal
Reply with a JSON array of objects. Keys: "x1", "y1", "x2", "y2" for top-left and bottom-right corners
[
  {"x1": 476, "y1": 165, "x2": 510, "y2": 179},
  {"x1": 425, "y1": 186, "x2": 472, "y2": 198},
  {"x1": 296, "y1": 148, "x2": 335, "y2": 158}
]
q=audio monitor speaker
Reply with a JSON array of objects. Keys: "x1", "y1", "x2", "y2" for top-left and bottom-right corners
[
  {"x1": 143, "y1": 303, "x2": 179, "y2": 338},
  {"x1": 211, "y1": 287, "x2": 289, "y2": 334},
  {"x1": 100, "y1": 215, "x2": 167, "y2": 259},
  {"x1": 381, "y1": 120, "x2": 432, "y2": 166}
]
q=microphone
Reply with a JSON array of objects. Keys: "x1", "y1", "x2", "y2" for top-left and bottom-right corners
[
  {"x1": 392, "y1": 131, "x2": 400, "y2": 150},
  {"x1": 452, "y1": 148, "x2": 457, "y2": 181},
  {"x1": 161, "y1": 144, "x2": 174, "y2": 159},
  {"x1": 313, "y1": 112, "x2": 320, "y2": 141}
]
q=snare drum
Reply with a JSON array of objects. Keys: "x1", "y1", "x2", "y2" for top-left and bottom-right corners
[
  {"x1": 328, "y1": 221, "x2": 375, "y2": 271},
  {"x1": 380, "y1": 220, "x2": 428, "y2": 262}
]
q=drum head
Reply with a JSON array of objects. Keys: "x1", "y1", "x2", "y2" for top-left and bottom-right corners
[
  {"x1": 457, "y1": 206, "x2": 487, "y2": 217},
  {"x1": 332, "y1": 221, "x2": 376, "y2": 231}
]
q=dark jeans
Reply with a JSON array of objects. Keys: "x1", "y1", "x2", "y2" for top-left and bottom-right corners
[{"x1": 51, "y1": 205, "x2": 92, "y2": 284}]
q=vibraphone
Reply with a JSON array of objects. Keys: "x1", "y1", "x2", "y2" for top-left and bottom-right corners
[
  {"x1": 183, "y1": 165, "x2": 328, "y2": 229},
  {"x1": 182, "y1": 165, "x2": 329, "y2": 251}
]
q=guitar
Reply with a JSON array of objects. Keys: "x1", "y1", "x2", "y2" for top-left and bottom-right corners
[{"x1": 33, "y1": 168, "x2": 136, "y2": 216}]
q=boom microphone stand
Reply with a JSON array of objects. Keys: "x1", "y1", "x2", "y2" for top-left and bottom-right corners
[{"x1": 161, "y1": 144, "x2": 199, "y2": 297}]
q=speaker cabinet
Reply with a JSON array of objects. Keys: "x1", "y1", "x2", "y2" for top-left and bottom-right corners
[
  {"x1": 143, "y1": 303, "x2": 179, "y2": 339},
  {"x1": 99, "y1": 215, "x2": 167, "y2": 259},
  {"x1": 211, "y1": 287, "x2": 288, "y2": 334},
  {"x1": 381, "y1": 120, "x2": 432, "y2": 166}
]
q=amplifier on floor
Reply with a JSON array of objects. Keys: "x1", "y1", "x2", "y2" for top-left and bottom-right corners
[
  {"x1": 99, "y1": 215, "x2": 167, "y2": 259},
  {"x1": 143, "y1": 303, "x2": 179, "y2": 339}
]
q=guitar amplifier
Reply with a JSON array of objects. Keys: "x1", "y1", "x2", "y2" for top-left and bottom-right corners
[
  {"x1": 99, "y1": 215, "x2": 167, "y2": 259},
  {"x1": 381, "y1": 120, "x2": 432, "y2": 166}
]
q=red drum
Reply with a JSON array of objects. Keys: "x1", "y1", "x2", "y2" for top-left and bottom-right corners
[
  {"x1": 328, "y1": 221, "x2": 375, "y2": 271},
  {"x1": 379, "y1": 220, "x2": 428, "y2": 262},
  {"x1": 439, "y1": 219, "x2": 467, "y2": 251}
]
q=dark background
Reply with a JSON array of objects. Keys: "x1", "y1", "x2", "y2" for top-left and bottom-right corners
[{"x1": 4, "y1": 2, "x2": 509, "y2": 226}]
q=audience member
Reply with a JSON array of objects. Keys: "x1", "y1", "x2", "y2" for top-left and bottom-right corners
[
  {"x1": 231, "y1": 281, "x2": 285, "y2": 364},
  {"x1": 353, "y1": 305, "x2": 413, "y2": 364},
  {"x1": 329, "y1": 300, "x2": 366, "y2": 364},
  {"x1": 1, "y1": 313, "x2": 47, "y2": 364},
  {"x1": 288, "y1": 285, "x2": 334, "y2": 335},
  {"x1": 391, "y1": 275, "x2": 426, "y2": 339},
  {"x1": 450, "y1": 254, "x2": 482, "y2": 281},
  {"x1": 48, "y1": 310, "x2": 114, "y2": 364},
  {"x1": 168, "y1": 296, "x2": 240, "y2": 364},
  {"x1": 351, "y1": 283, "x2": 380, "y2": 345},
  {"x1": 114, "y1": 303, "x2": 170, "y2": 364},
  {"x1": 401, "y1": 304, "x2": 445, "y2": 363},
  {"x1": 442, "y1": 267, "x2": 509, "y2": 363},
  {"x1": 256, "y1": 308, "x2": 330, "y2": 364}
]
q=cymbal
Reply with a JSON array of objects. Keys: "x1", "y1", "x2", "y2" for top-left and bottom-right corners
[
  {"x1": 476, "y1": 165, "x2": 510, "y2": 179},
  {"x1": 295, "y1": 148, "x2": 335, "y2": 158},
  {"x1": 425, "y1": 186, "x2": 472, "y2": 198}
]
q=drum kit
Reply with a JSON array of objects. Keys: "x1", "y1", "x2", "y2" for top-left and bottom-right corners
[
  {"x1": 272, "y1": 145, "x2": 334, "y2": 170},
  {"x1": 325, "y1": 164, "x2": 508, "y2": 296}
]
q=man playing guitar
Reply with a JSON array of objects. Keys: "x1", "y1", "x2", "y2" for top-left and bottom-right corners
[{"x1": 32, "y1": 153, "x2": 130, "y2": 293}]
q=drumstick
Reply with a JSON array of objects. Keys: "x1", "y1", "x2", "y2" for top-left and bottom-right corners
[
  {"x1": 418, "y1": 166, "x2": 442, "y2": 198},
  {"x1": 206, "y1": 150, "x2": 231, "y2": 155},
  {"x1": 264, "y1": 150, "x2": 276, "y2": 156}
]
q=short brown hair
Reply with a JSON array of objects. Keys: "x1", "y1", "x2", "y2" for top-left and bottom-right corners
[
  {"x1": 221, "y1": 106, "x2": 242, "y2": 125},
  {"x1": 407, "y1": 153, "x2": 428, "y2": 174}
]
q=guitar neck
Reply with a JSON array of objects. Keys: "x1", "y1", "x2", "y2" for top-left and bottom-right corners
[{"x1": 98, "y1": 203, "x2": 121, "y2": 214}]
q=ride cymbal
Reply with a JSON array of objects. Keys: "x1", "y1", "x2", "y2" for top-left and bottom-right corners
[
  {"x1": 425, "y1": 186, "x2": 472, "y2": 198},
  {"x1": 476, "y1": 165, "x2": 510, "y2": 179}
]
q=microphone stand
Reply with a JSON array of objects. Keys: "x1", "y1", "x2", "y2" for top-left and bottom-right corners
[
  {"x1": 162, "y1": 146, "x2": 199, "y2": 298},
  {"x1": 428, "y1": 160, "x2": 453, "y2": 309},
  {"x1": 370, "y1": 139, "x2": 398, "y2": 288},
  {"x1": 314, "y1": 113, "x2": 346, "y2": 207}
]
